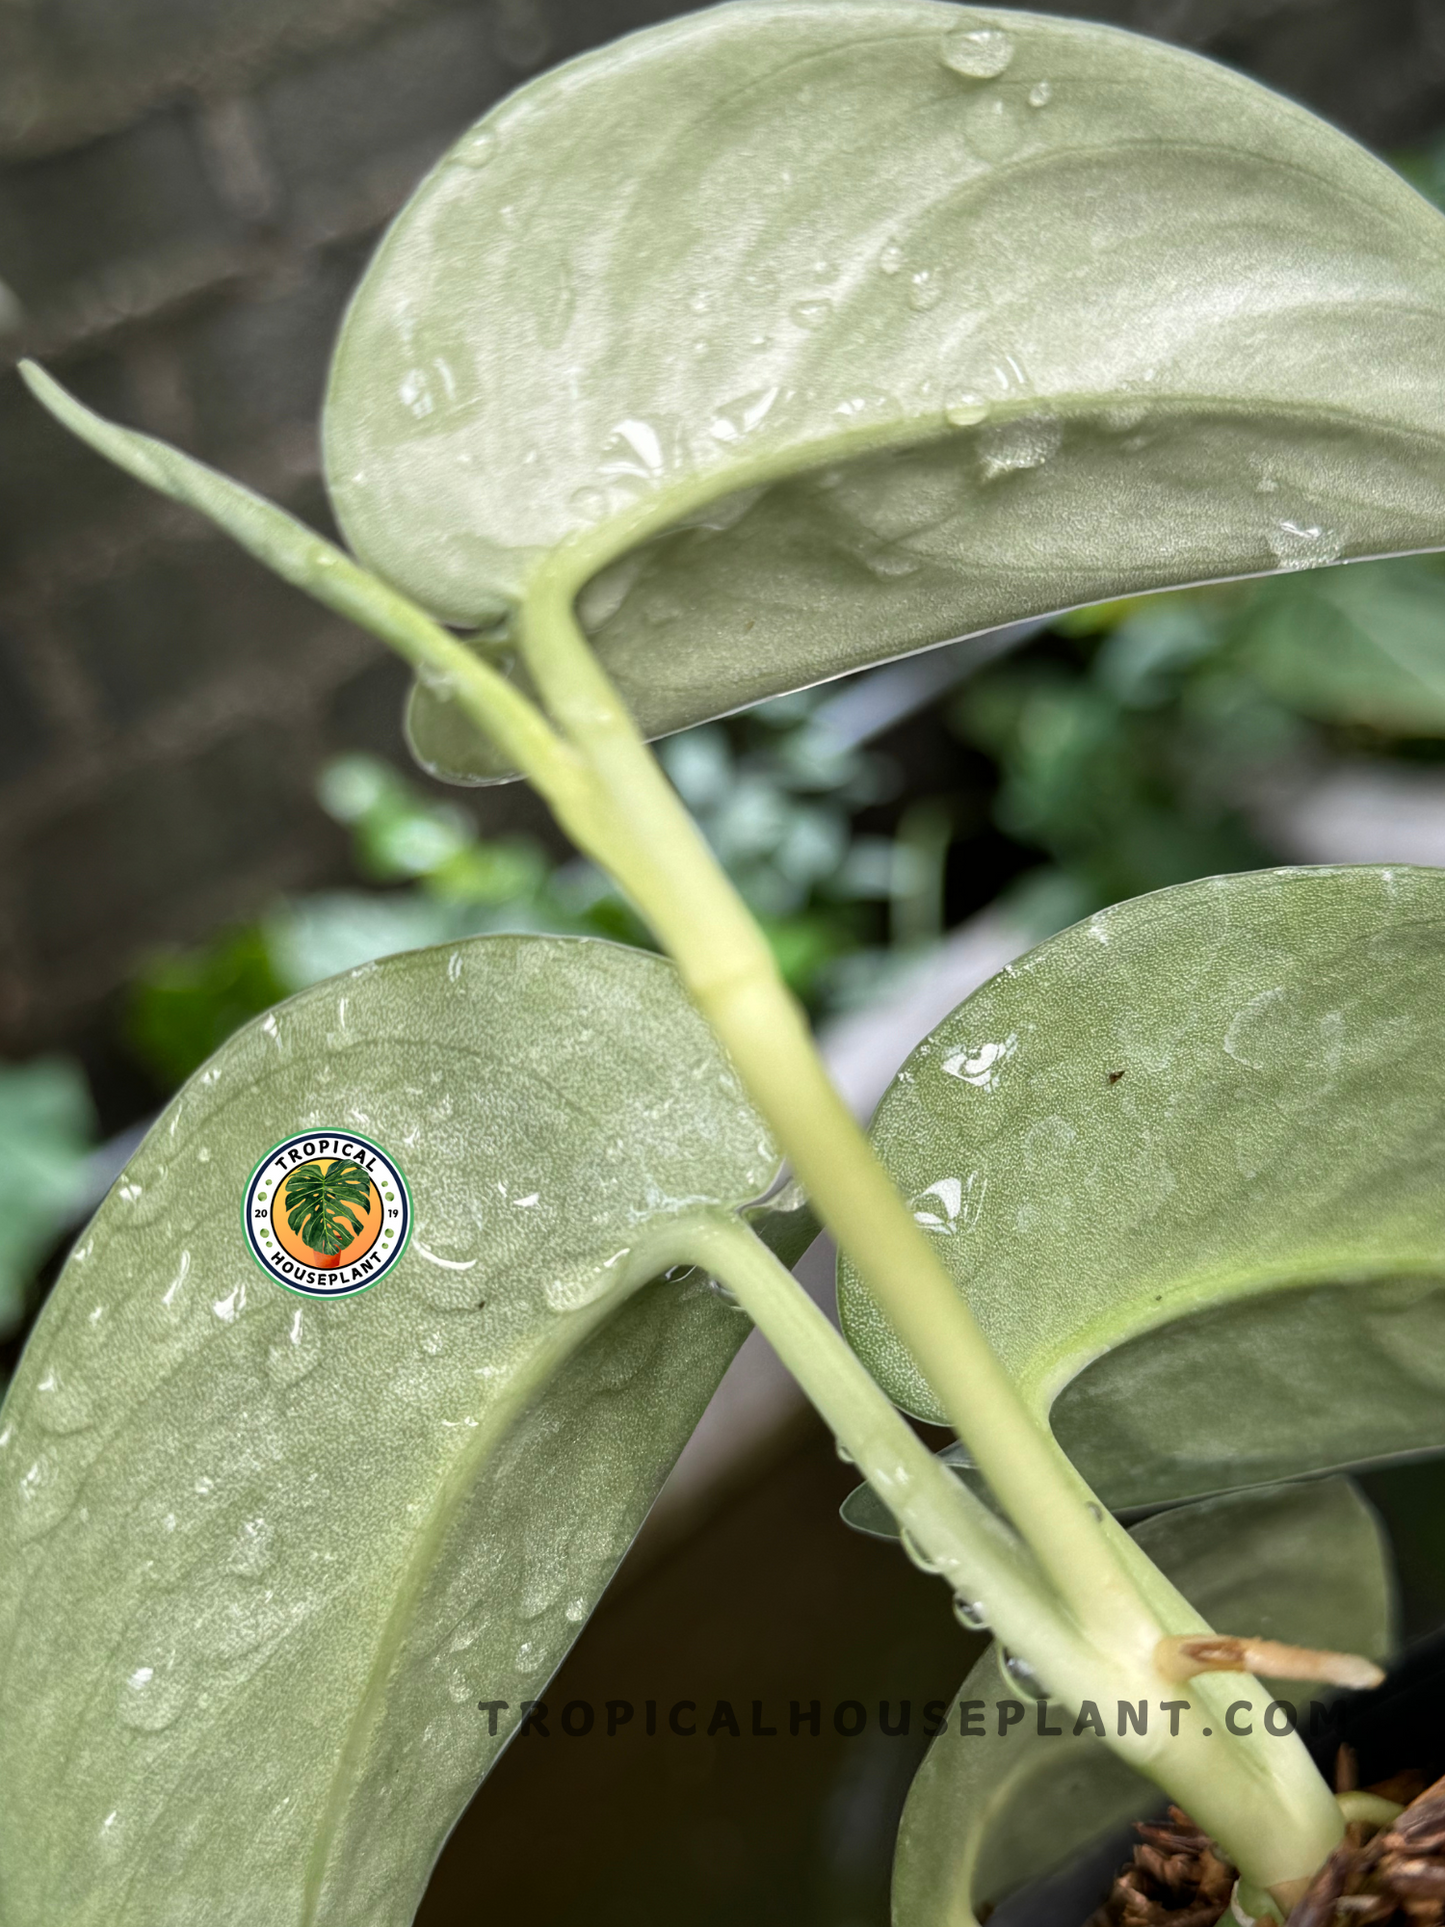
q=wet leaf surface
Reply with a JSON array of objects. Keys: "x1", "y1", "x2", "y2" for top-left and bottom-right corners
[
  {"x1": 842, "y1": 866, "x2": 1445, "y2": 1508},
  {"x1": 0, "y1": 935, "x2": 792, "y2": 1926},
  {"x1": 322, "y1": 3, "x2": 1445, "y2": 778}
]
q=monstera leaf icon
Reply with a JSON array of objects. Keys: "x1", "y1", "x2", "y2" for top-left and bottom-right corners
[{"x1": 283, "y1": 1160, "x2": 373, "y2": 1261}]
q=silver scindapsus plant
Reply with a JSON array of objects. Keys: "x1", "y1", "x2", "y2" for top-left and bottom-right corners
[{"x1": 6, "y1": 4, "x2": 1445, "y2": 1922}]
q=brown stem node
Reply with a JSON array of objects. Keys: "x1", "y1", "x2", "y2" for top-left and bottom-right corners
[{"x1": 1155, "y1": 1635, "x2": 1385, "y2": 1691}]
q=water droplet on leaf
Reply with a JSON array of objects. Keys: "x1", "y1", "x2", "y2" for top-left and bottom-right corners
[
  {"x1": 953, "y1": 1596, "x2": 990, "y2": 1632},
  {"x1": 15, "y1": 1450, "x2": 74, "y2": 1542},
  {"x1": 266, "y1": 1306, "x2": 321, "y2": 1386},
  {"x1": 568, "y1": 485, "x2": 610, "y2": 523},
  {"x1": 1001, "y1": 1649, "x2": 1048, "y2": 1699},
  {"x1": 964, "y1": 93, "x2": 1023, "y2": 160},
  {"x1": 978, "y1": 415, "x2": 1063, "y2": 480},
  {"x1": 907, "y1": 269, "x2": 943, "y2": 312},
  {"x1": 1028, "y1": 79, "x2": 1053, "y2": 107},
  {"x1": 117, "y1": 1656, "x2": 188, "y2": 1732},
  {"x1": 398, "y1": 367, "x2": 436, "y2": 419},
  {"x1": 901, "y1": 1528, "x2": 941, "y2": 1574},
  {"x1": 790, "y1": 298, "x2": 832, "y2": 329},
  {"x1": 456, "y1": 127, "x2": 497, "y2": 168},
  {"x1": 601, "y1": 416, "x2": 667, "y2": 479},
  {"x1": 941, "y1": 27, "x2": 1015, "y2": 79},
  {"x1": 34, "y1": 1367, "x2": 94, "y2": 1435},
  {"x1": 226, "y1": 1516, "x2": 277, "y2": 1576},
  {"x1": 1267, "y1": 520, "x2": 1343, "y2": 570},
  {"x1": 707, "y1": 386, "x2": 780, "y2": 444}
]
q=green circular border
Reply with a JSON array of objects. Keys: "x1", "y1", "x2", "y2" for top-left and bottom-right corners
[{"x1": 241, "y1": 1129, "x2": 414, "y2": 1298}]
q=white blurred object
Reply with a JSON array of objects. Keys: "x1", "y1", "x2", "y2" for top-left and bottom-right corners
[{"x1": 1258, "y1": 760, "x2": 1445, "y2": 869}]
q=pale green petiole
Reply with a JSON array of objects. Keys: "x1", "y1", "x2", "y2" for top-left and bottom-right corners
[
  {"x1": 17, "y1": 363, "x2": 592, "y2": 827},
  {"x1": 683, "y1": 1211, "x2": 1343, "y2": 1899},
  {"x1": 678, "y1": 1211, "x2": 1080, "y2": 1664},
  {"x1": 20, "y1": 362, "x2": 1345, "y2": 1893},
  {"x1": 518, "y1": 563, "x2": 1161, "y2": 1657}
]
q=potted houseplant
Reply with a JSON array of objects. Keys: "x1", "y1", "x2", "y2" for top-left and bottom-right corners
[{"x1": 6, "y1": 4, "x2": 1445, "y2": 1921}]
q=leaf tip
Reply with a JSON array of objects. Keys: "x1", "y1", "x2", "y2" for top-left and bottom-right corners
[{"x1": 17, "y1": 357, "x2": 61, "y2": 410}]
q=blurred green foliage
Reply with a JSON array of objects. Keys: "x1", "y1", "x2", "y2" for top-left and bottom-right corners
[
  {"x1": 126, "y1": 685, "x2": 922, "y2": 1088},
  {"x1": 125, "y1": 544, "x2": 1445, "y2": 1094},
  {"x1": 952, "y1": 554, "x2": 1445, "y2": 935},
  {"x1": 127, "y1": 928, "x2": 288, "y2": 1092}
]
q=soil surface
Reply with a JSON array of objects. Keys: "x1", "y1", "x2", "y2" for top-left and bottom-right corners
[{"x1": 1090, "y1": 1754, "x2": 1445, "y2": 1927}]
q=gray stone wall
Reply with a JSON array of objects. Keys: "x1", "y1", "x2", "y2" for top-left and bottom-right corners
[{"x1": 0, "y1": 0, "x2": 1440, "y2": 1068}]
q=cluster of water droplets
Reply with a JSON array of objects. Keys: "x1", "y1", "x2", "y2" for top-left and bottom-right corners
[{"x1": 437, "y1": 20, "x2": 1073, "y2": 558}]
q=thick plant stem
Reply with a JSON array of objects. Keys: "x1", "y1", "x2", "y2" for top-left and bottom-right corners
[
  {"x1": 679, "y1": 1213, "x2": 1088, "y2": 1672},
  {"x1": 517, "y1": 571, "x2": 1344, "y2": 1892},
  {"x1": 685, "y1": 1213, "x2": 1343, "y2": 1897},
  {"x1": 518, "y1": 569, "x2": 1154, "y2": 1656}
]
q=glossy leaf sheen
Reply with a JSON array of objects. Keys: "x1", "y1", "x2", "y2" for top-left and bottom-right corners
[
  {"x1": 323, "y1": 1, "x2": 1445, "y2": 781},
  {"x1": 0, "y1": 936, "x2": 790, "y2": 1926},
  {"x1": 840, "y1": 866, "x2": 1445, "y2": 1507},
  {"x1": 893, "y1": 1477, "x2": 1395, "y2": 1927}
]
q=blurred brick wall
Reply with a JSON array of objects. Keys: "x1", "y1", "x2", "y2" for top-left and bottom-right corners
[{"x1": 0, "y1": 0, "x2": 1441, "y2": 1081}]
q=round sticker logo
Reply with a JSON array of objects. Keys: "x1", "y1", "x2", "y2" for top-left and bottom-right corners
[{"x1": 242, "y1": 1131, "x2": 411, "y2": 1297}]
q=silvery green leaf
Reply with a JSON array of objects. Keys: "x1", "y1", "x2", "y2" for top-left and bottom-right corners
[
  {"x1": 322, "y1": 2, "x2": 1445, "y2": 779},
  {"x1": 840, "y1": 865, "x2": 1445, "y2": 1509},
  {"x1": 0, "y1": 935, "x2": 786, "y2": 1925}
]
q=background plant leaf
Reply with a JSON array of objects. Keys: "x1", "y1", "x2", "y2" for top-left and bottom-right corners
[
  {"x1": 839, "y1": 864, "x2": 1445, "y2": 1509},
  {"x1": 0, "y1": 934, "x2": 791, "y2": 1926},
  {"x1": 892, "y1": 1476, "x2": 1396, "y2": 1927},
  {"x1": 320, "y1": 0, "x2": 1445, "y2": 782},
  {"x1": 1235, "y1": 556, "x2": 1445, "y2": 733}
]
